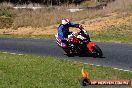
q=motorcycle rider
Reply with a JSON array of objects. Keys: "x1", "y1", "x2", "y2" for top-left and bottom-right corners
[{"x1": 57, "y1": 18, "x2": 83, "y2": 49}]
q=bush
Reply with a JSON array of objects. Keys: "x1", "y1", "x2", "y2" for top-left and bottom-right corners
[
  {"x1": 0, "y1": 17, "x2": 13, "y2": 28},
  {"x1": 0, "y1": 4, "x2": 14, "y2": 17},
  {"x1": 0, "y1": 4, "x2": 14, "y2": 28}
]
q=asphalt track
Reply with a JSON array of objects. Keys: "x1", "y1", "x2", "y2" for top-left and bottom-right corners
[{"x1": 0, "y1": 38, "x2": 132, "y2": 71}]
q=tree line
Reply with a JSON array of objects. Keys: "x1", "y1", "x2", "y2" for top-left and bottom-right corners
[{"x1": 0, "y1": 0, "x2": 84, "y2": 5}]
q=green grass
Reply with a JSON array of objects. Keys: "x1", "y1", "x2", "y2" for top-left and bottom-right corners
[
  {"x1": 0, "y1": 52, "x2": 132, "y2": 88},
  {"x1": 90, "y1": 24, "x2": 132, "y2": 43}
]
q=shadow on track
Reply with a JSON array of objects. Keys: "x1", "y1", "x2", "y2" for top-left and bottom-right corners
[{"x1": 64, "y1": 53, "x2": 106, "y2": 58}]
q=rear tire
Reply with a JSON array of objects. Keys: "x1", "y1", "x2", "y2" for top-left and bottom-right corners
[{"x1": 92, "y1": 45, "x2": 103, "y2": 58}]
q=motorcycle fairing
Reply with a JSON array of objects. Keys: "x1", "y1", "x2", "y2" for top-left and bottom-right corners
[
  {"x1": 55, "y1": 34, "x2": 62, "y2": 46},
  {"x1": 87, "y1": 42, "x2": 95, "y2": 53}
]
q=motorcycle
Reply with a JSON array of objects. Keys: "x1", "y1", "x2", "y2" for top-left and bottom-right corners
[{"x1": 55, "y1": 28, "x2": 103, "y2": 57}]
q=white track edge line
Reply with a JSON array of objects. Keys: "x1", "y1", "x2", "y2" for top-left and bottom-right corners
[
  {"x1": 1, "y1": 52, "x2": 24, "y2": 56},
  {"x1": 73, "y1": 61, "x2": 132, "y2": 73},
  {"x1": 1, "y1": 51, "x2": 132, "y2": 72}
]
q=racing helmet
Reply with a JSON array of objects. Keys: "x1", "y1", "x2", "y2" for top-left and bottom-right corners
[{"x1": 62, "y1": 18, "x2": 70, "y2": 25}]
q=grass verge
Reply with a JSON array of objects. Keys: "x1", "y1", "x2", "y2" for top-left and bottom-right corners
[
  {"x1": 90, "y1": 24, "x2": 132, "y2": 43},
  {"x1": 0, "y1": 52, "x2": 132, "y2": 88},
  {"x1": 0, "y1": 24, "x2": 131, "y2": 44}
]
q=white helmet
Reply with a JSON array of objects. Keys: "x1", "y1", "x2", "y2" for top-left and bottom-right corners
[{"x1": 62, "y1": 18, "x2": 70, "y2": 25}]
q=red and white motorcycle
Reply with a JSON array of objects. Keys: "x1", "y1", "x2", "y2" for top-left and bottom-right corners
[{"x1": 55, "y1": 28, "x2": 103, "y2": 57}]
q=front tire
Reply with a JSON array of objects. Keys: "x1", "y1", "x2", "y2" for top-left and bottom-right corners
[{"x1": 92, "y1": 45, "x2": 103, "y2": 58}]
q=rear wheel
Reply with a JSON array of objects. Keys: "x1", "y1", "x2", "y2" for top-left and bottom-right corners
[{"x1": 92, "y1": 45, "x2": 103, "y2": 58}]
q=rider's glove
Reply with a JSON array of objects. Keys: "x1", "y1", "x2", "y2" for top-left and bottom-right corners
[
  {"x1": 79, "y1": 25, "x2": 83, "y2": 29},
  {"x1": 76, "y1": 24, "x2": 83, "y2": 29}
]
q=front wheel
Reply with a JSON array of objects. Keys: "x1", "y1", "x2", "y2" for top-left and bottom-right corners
[{"x1": 92, "y1": 45, "x2": 103, "y2": 58}]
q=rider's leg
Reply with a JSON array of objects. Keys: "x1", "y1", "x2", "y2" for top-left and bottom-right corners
[
  {"x1": 61, "y1": 42, "x2": 67, "y2": 48},
  {"x1": 61, "y1": 41, "x2": 72, "y2": 54}
]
